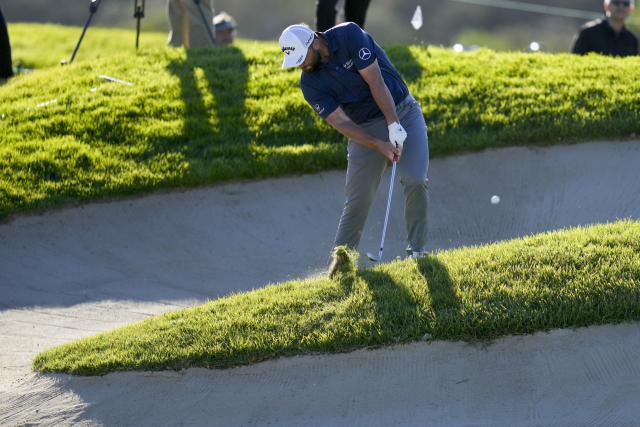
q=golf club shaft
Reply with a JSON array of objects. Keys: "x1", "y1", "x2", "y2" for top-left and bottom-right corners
[{"x1": 377, "y1": 158, "x2": 397, "y2": 255}]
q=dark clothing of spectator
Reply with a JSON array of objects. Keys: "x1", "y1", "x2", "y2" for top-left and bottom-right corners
[
  {"x1": 0, "y1": 5, "x2": 14, "y2": 79},
  {"x1": 571, "y1": 18, "x2": 639, "y2": 57},
  {"x1": 315, "y1": 0, "x2": 371, "y2": 32}
]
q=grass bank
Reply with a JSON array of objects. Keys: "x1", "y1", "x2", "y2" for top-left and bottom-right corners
[
  {"x1": 7, "y1": 23, "x2": 168, "y2": 69},
  {"x1": 33, "y1": 220, "x2": 640, "y2": 375},
  {"x1": 1, "y1": 24, "x2": 639, "y2": 221}
]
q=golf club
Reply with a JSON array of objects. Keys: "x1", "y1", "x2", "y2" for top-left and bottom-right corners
[{"x1": 367, "y1": 147, "x2": 398, "y2": 262}]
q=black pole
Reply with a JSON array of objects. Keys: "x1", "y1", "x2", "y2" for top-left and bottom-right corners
[
  {"x1": 192, "y1": 0, "x2": 217, "y2": 45},
  {"x1": 0, "y1": 5, "x2": 13, "y2": 79},
  {"x1": 134, "y1": 0, "x2": 145, "y2": 49},
  {"x1": 70, "y1": 0, "x2": 103, "y2": 63}
]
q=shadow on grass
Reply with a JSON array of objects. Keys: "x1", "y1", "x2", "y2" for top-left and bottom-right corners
[
  {"x1": 385, "y1": 44, "x2": 424, "y2": 86},
  {"x1": 415, "y1": 256, "x2": 461, "y2": 318},
  {"x1": 331, "y1": 255, "x2": 461, "y2": 347},
  {"x1": 166, "y1": 46, "x2": 252, "y2": 182},
  {"x1": 164, "y1": 45, "x2": 339, "y2": 181}
]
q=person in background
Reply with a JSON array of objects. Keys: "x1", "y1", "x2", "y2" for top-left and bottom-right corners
[
  {"x1": 0, "y1": 4, "x2": 14, "y2": 79},
  {"x1": 213, "y1": 12, "x2": 236, "y2": 46},
  {"x1": 315, "y1": 0, "x2": 371, "y2": 32},
  {"x1": 571, "y1": 0, "x2": 638, "y2": 57},
  {"x1": 167, "y1": 0, "x2": 215, "y2": 48}
]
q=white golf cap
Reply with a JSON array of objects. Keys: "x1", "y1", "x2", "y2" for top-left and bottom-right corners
[{"x1": 279, "y1": 25, "x2": 315, "y2": 69}]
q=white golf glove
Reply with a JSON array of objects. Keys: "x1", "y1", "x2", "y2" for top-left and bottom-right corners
[{"x1": 388, "y1": 122, "x2": 407, "y2": 149}]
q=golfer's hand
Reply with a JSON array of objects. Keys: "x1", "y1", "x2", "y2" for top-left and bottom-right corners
[
  {"x1": 380, "y1": 140, "x2": 401, "y2": 162},
  {"x1": 388, "y1": 122, "x2": 407, "y2": 149}
]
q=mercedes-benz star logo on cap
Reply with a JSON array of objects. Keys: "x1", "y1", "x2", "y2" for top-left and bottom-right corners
[{"x1": 359, "y1": 48, "x2": 371, "y2": 60}]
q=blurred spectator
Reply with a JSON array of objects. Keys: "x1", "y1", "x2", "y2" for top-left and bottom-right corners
[
  {"x1": 1, "y1": 5, "x2": 13, "y2": 79},
  {"x1": 571, "y1": 0, "x2": 638, "y2": 57},
  {"x1": 315, "y1": 0, "x2": 371, "y2": 32},
  {"x1": 213, "y1": 12, "x2": 236, "y2": 46},
  {"x1": 167, "y1": 0, "x2": 215, "y2": 48}
]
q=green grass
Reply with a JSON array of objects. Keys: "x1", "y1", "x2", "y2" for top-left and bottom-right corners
[
  {"x1": 8, "y1": 23, "x2": 169, "y2": 69},
  {"x1": 8, "y1": 24, "x2": 638, "y2": 376},
  {"x1": 32, "y1": 220, "x2": 640, "y2": 375},
  {"x1": 1, "y1": 24, "x2": 639, "y2": 221}
]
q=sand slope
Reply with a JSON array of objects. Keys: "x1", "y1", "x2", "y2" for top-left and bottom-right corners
[{"x1": 1, "y1": 140, "x2": 640, "y2": 426}]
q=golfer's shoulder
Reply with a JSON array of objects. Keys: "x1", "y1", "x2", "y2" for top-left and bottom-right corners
[{"x1": 325, "y1": 22, "x2": 365, "y2": 43}]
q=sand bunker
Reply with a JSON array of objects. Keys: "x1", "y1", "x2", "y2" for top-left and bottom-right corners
[{"x1": 1, "y1": 140, "x2": 639, "y2": 426}]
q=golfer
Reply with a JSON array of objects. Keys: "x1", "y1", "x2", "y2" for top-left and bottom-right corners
[{"x1": 279, "y1": 23, "x2": 429, "y2": 259}]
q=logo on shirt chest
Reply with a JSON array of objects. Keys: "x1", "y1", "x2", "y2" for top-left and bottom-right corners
[{"x1": 343, "y1": 59, "x2": 354, "y2": 69}]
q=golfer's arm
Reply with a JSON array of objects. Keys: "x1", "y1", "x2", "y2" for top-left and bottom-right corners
[
  {"x1": 325, "y1": 107, "x2": 382, "y2": 150},
  {"x1": 358, "y1": 60, "x2": 399, "y2": 127},
  {"x1": 325, "y1": 107, "x2": 396, "y2": 161}
]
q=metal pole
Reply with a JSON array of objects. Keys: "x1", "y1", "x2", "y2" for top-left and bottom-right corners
[
  {"x1": 134, "y1": 0, "x2": 145, "y2": 49},
  {"x1": 70, "y1": 0, "x2": 102, "y2": 63}
]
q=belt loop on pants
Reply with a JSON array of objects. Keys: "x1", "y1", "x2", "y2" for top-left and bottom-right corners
[{"x1": 395, "y1": 94, "x2": 414, "y2": 111}]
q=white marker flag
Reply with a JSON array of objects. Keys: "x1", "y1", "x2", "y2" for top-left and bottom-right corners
[{"x1": 411, "y1": 5, "x2": 423, "y2": 30}]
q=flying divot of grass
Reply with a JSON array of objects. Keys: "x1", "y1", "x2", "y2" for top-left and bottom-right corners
[{"x1": 328, "y1": 246, "x2": 359, "y2": 279}]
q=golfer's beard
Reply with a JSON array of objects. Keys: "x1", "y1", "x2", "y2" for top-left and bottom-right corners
[{"x1": 302, "y1": 50, "x2": 322, "y2": 74}]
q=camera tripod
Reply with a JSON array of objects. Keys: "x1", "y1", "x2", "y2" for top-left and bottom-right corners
[{"x1": 69, "y1": 0, "x2": 216, "y2": 64}]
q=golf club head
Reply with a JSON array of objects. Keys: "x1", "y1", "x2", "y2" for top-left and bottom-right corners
[{"x1": 367, "y1": 252, "x2": 382, "y2": 262}]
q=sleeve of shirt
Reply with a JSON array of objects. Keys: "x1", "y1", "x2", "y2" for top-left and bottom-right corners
[
  {"x1": 344, "y1": 23, "x2": 377, "y2": 70},
  {"x1": 300, "y1": 78, "x2": 340, "y2": 121}
]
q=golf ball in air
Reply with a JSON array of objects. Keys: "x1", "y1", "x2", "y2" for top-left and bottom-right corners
[{"x1": 491, "y1": 195, "x2": 500, "y2": 204}]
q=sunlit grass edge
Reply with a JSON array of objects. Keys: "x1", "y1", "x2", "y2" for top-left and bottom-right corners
[{"x1": 32, "y1": 219, "x2": 640, "y2": 376}]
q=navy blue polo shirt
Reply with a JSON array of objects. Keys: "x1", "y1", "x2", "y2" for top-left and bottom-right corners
[{"x1": 300, "y1": 23, "x2": 410, "y2": 125}]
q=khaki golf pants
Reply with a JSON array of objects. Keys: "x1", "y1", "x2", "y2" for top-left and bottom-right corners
[
  {"x1": 334, "y1": 95, "x2": 429, "y2": 253},
  {"x1": 167, "y1": 0, "x2": 214, "y2": 48}
]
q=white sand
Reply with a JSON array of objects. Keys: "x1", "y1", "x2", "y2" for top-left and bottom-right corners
[{"x1": 1, "y1": 140, "x2": 640, "y2": 426}]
